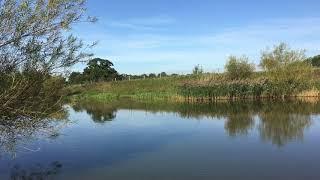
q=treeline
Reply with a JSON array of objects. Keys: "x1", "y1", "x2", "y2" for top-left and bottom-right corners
[
  {"x1": 180, "y1": 43, "x2": 320, "y2": 100},
  {"x1": 68, "y1": 58, "x2": 179, "y2": 84}
]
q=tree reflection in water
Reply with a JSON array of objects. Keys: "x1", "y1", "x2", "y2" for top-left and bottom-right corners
[
  {"x1": 10, "y1": 161, "x2": 62, "y2": 180},
  {"x1": 0, "y1": 111, "x2": 68, "y2": 158},
  {"x1": 0, "y1": 99, "x2": 318, "y2": 159},
  {"x1": 258, "y1": 102, "x2": 312, "y2": 147},
  {"x1": 72, "y1": 101, "x2": 117, "y2": 123},
  {"x1": 73, "y1": 99, "x2": 319, "y2": 147}
]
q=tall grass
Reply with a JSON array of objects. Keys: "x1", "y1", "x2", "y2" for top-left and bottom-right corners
[
  {"x1": 179, "y1": 78, "x2": 317, "y2": 101},
  {"x1": 66, "y1": 72, "x2": 320, "y2": 103}
]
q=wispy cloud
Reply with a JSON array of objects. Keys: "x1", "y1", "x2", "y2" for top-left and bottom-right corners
[
  {"x1": 108, "y1": 16, "x2": 175, "y2": 31},
  {"x1": 75, "y1": 17, "x2": 320, "y2": 74}
]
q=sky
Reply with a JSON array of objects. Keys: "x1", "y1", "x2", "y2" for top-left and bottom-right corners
[{"x1": 73, "y1": 0, "x2": 320, "y2": 74}]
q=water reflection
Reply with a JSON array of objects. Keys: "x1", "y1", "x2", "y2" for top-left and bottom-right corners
[
  {"x1": 0, "y1": 99, "x2": 319, "y2": 160},
  {"x1": 258, "y1": 102, "x2": 312, "y2": 146},
  {"x1": 73, "y1": 101, "x2": 117, "y2": 123},
  {"x1": 10, "y1": 161, "x2": 62, "y2": 180},
  {"x1": 0, "y1": 113, "x2": 68, "y2": 158},
  {"x1": 72, "y1": 100, "x2": 319, "y2": 147}
]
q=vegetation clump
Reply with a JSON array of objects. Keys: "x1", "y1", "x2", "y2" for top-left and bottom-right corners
[
  {"x1": 179, "y1": 43, "x2": 318, "y2": 101},
  {"x1": 225, "y1": 55, "x2": 255, "y2": 80}
]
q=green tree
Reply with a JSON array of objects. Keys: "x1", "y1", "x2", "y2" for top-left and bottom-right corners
[
  {"x1": 225, "y1": 56, "x2": 255, "y2": 80},
  {"x1": 260, "y1": 43, "x2": 312, "y2": 96},
  {"x1": 148, "y1": 73, "x2": 157, "y2": 78},
  {"x1": 260, "y1": 43, "x2": 306, "y2": 71},
  {"x1": 69, "y1": 72, "x2": 84, "y2": 84},
  {"x1": 158, "y1": 72, "x2": 167, "y2": 78},
  {"x1": 306, "y1": 55, "x2": 320, "y2": 67},
  {"x1": 83, "y1": 58, "x2": 118, "y2": 82}
]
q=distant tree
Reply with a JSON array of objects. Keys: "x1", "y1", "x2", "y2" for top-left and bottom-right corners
[
  {"x1": 83, "y1": 58, "x2": 118, "y2": 82},
  {"x1": 148, "y1": 73, "x2": 157, "y2": 78},
  {"x1": 118, "y1": 74, "x2": 128, "y2": 81},
  {"x1": 141, "y1": 74, "x2": 147, "y2": 79},
  {"x1": 158, "y1": 72, "x2": 167, "y2": 78},
  {"x1": 69, "y1": 72, "x2": 84, "y2": 84},
  {"x1": 306, "y1": 55, "x2": 320, "y2": 67},
  {"x1": 192, "y1": 65, "x2": 204, "y2": 75},
  {"x1": 225, "y1": 56, "x2": 255, "y2": 80}
]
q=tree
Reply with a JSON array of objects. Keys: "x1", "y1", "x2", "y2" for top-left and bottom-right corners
[
  {"x1": 0, "y1": 0, "x2": 95, "y2": 119},
  {"x1": 260, "y1": 43, "x2": 306, "y2": 71},
  {"x1": 83, "y1": 58, "x2": 118, "y2": 82},
  {"x1": 260, "y1": 43, "x2": 312, "y2": 95},
  {"x1": 148, "y1": 73, "x2": 157, "y2": 78},
  {"x1": 69, "y1": 72, "x2": 84, "y2": 84},
  {"x1": 192, "y1": 64, "x2": 203, "y2": 75},
  {"x1": 306, "y1": 55, "x2": 320, "y2": 67},
  {"x1": 158, "y1": 72, "x2": 167, "y2": 78},
  {"x1": 225, "y1": 56, "x2": 255, "y2": 80}
]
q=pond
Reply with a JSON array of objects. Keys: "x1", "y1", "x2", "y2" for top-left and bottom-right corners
[{"x1": 1, "y1": 100, "x2": 320, "y2": 179}]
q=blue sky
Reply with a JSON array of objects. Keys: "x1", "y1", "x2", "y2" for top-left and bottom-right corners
[{"x1": 73, "y1": 0, "x2": 320, "y2": 74}]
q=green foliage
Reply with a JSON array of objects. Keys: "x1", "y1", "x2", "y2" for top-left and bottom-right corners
[
  {"x1": 260, "y1": 43, "x2": 312, "y2": 96},
  {"x1": 306, "y1": 55, "x2": 320, "y2": 67},
  {"x1": 148, "y1": 73, "x2": 157, "y2": 78},
  {"x1": 260, "y1": 43, "x2": 306, "y2": 71},
  {"x1": 69, "y1": 72, "x2": 85, "y2": 84},
  {"x1": 68, "y1": 58, "x2": 120, "y2": 84},
  {"x1": 158, "y1": 72, "x2": 167, "y2": 78},
  {"x1": 67, "y1": 76, "x2": 193, "y2": 103},
  {"x1": 225, "y1": 56, "x2": 255, "y2": 80},
  {"x1": 179, "y1": 43, "x2": 316, "y2": 100},
  {"x1": 83, "y1": 58, "x2": 119, "y2": 82},
  {"x1": 0, "y1": 72, "x2": 66, "y2": 119}
]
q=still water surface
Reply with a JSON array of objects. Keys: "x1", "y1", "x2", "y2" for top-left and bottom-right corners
[{"x1": 1, "y1": 100, "x2": 320, "y2": 179}]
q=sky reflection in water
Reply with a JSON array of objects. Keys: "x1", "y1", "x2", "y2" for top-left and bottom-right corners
[{"x1": 1, "y1": 100, "x2": 320, "y2": 180}]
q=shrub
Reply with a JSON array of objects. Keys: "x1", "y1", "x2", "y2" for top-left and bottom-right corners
[{"x1": 225, "y1": 56, "x2": 255, "y2": 80}]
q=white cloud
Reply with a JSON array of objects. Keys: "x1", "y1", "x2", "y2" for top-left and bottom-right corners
[
  {"x1": 74, "y1": 17, "x2": 320, "y2": 74},
  {"x1": 107, "y1": 16, "x2": 175, "y2": 31}
]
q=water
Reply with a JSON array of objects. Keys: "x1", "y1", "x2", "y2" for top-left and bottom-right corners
[{"x1": 1, "y1": 100, "x2": 320, "y2": 180}]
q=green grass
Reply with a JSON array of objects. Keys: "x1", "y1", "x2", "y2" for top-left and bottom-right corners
[
  {"x1": 66, "y1": 71, "x2": 320, "y2": 103},
  {"x1": 66, "y1": 76, "x2": 192, "y2": 103}
]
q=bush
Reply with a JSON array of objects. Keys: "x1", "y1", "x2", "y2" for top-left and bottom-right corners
[
  {"x1": 225, "y1": 56, "x2": 255, "y2": 80},
  {"x1": 0, "y1": 72, "x2": 66, "y2": 119}
]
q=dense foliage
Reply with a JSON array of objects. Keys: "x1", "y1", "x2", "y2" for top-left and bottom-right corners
[
  {"x1": 69, "y1": 58, "x2": 119, "y2": 84},
  {"x1": 306, "y1": 55, "x2": 320, "y2": 67},
  {"x1": 225, "y1": 56, "x2": 255, "y2": 80}
]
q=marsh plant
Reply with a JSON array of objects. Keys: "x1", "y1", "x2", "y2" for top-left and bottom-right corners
[{"x1": 180, "y1": 43, "x2": 316, "y2": 100}]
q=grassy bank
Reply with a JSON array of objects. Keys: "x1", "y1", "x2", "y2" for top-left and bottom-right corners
[
  {"x1": 66, "y1": 76, "x2": 190, "y2": 103},
  {"x1": 66, "y1": 71, "x2": 320, "y2": 103}
]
